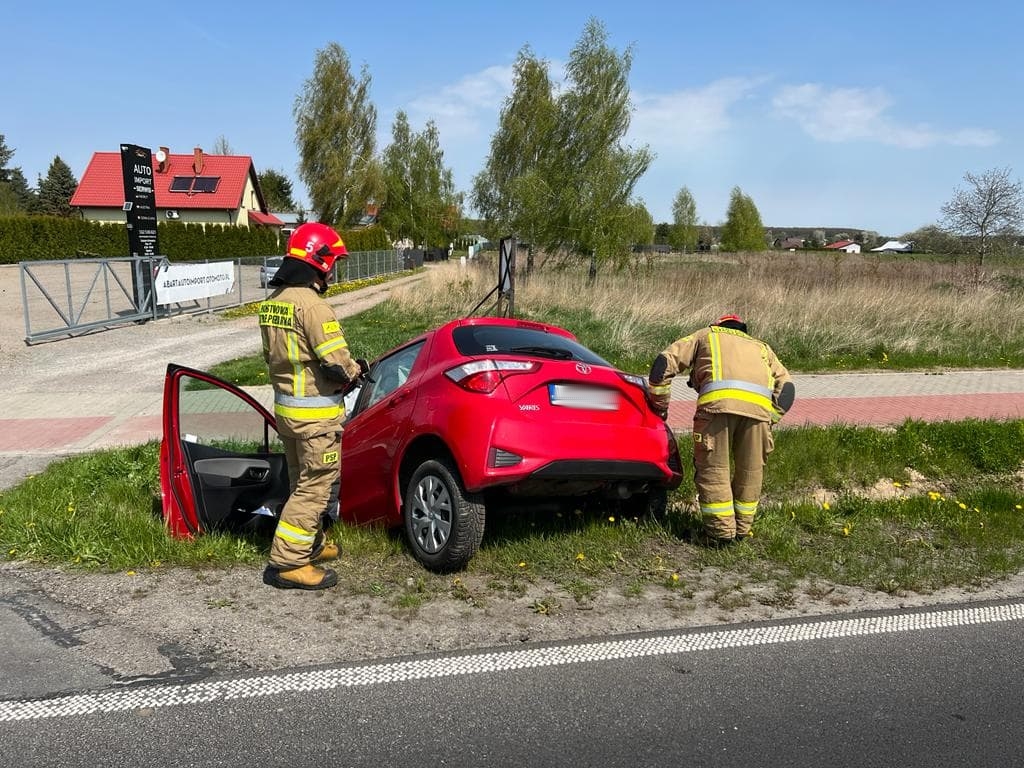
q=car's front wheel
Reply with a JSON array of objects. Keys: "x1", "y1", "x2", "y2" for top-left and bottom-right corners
[{"x1": 403, "y1": 458, "x2": 485, "y2": 572}]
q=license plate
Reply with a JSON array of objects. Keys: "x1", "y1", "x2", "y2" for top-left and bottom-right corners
[{"x1": 548, "y1": 384, "x2": 618, "y2": 410}]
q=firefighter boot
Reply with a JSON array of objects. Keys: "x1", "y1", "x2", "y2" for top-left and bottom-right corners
[
  {"x1": 263, "y1": 564, "x2": 338, "y2": 591},
  {"x1": 311, "y1": 537, "x2": 341, "y2": 563}
]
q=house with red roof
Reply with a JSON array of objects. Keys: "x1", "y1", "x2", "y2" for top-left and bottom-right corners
[
  {"x1": 70, "y1": 146, "x2": 283, "y2": 229},
  {"x1": 824, "y1": 239, "x2": 861, "y2": 253}
]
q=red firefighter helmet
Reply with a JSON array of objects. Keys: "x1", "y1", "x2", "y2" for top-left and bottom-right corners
[
  {"x1": 285, "y1": 223, "x2": 348, "y2": 274},
  {"x1": 716, "y1": 313, "x2": 744, "y2": 325}
]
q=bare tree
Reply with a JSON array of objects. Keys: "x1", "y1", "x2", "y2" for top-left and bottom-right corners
[{"x1": 941, "y1": 167, "x2": 1023, "y2": 267}]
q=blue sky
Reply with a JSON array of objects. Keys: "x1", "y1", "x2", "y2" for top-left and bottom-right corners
[{"x1": 5, "y1": 1, "x2": 1022, "y2": 236}]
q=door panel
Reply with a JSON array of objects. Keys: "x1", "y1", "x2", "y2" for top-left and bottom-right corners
[{"x1": 161, "y1": 363, "x2": 288, "y2": 537}]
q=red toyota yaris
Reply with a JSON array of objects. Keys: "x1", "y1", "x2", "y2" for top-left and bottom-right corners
[{"x1": 161, "y1": 317, "x2": 682, "y2": 572}]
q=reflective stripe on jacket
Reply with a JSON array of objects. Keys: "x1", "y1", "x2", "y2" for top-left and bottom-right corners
[
  {"x1": 259, "y1": 285, "x2": 361, "y2": 434},
  {"x1": 648, "y1": 325, "x2": 791, "y2": 422}
]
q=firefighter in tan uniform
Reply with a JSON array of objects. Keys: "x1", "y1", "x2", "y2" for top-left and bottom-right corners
[
  {"x1": 259, "y1": 223, "x2": 367, "y2": 590},
  {"x1": 647, "y1": 314, "x2": 794, "y2": 545}
]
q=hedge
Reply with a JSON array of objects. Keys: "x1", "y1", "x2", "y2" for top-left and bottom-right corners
[{"x1": 0, "y1": 216, "x2": 393, "y2": 264}]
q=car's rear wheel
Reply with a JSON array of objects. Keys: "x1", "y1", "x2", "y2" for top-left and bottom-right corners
[{"x1": 404, "y1": 458, "x2": 485, "y2": 572}]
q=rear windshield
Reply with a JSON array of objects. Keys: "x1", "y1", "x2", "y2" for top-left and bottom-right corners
[{"x1": 452, "y1": 325, "x2": 611, "y2": 366}]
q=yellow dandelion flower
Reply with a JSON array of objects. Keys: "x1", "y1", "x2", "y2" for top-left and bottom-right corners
[
  {"x1": 1016, "y1": 504, "x2": 1022, "y2": 510},
  {"x1": 958, "y1": 502, "x2": 967, "y2": 510},
  {"x1": 842, "y1": 524, "x2": 851, "y2": 536},
  {"x1": 517, "y1": 561, "x2": 527, "y2": 568},
  {"x1": 67, "y1": 504, "x2": 75, "y2": 512},
  {"x1": 671, "y1": 573, "x2": 680, "y2": 582},
  {"x1": 575, "y1": 552, "x2": 586, "y2": 561},
  {"x1": 126, "y1": 570, "x2": 136, "y2": 576},
  {"x1": 823, "y1": 502, "x2": 831, "y2": 511},
  {"x1": 608, "y1": 515, "x2": 616, "y2": 523},
  {"x1": 893, "y1": 481, "x2": 902, "y2": 488},
  {"x1": 8, "y1": 548, "x2": 16, "y2": 556},
  {"x1": 973, "y1": 507, "x2": 980, "y2": 513}
]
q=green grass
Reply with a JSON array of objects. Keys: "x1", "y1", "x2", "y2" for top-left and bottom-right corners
[{"x1": 2, "y1": 421, "x2": 1022, "y2": 602}]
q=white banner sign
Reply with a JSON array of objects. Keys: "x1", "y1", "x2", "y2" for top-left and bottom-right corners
[{"x1": 155, "y1": 261, "x2": 236, "y2": 305}]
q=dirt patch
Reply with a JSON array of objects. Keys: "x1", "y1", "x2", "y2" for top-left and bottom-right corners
[{"x1": 4, "y1": 558, "x2": 1022, "y2": 674}]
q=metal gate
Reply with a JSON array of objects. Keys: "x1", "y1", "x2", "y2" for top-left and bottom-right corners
[{"x1": 20, "y1": 250, "x2": 404, "y2": 345}]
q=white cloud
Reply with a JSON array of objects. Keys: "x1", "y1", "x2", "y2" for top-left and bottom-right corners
[
  {"x1": 772, "y1": 84, "x2": 999, "y2": 148},
  {"x1": 629, "y1": 77, "x2": 763, "y2": 153},
  {"x1": 404, "y1": 64, "x2": 515, "y2": 138}
]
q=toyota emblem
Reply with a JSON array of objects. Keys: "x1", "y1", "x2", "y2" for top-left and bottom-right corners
[{"x1": 575, "y1": 362, "x2": 592, "y2": 375}]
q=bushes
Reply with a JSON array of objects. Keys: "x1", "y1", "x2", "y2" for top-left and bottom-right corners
[{"x1": 0, "y1": 216, "x2": 391, "y2": 264}]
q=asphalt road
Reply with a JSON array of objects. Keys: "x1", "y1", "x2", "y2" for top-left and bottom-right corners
[{"x1": 2, "y1": 599, "x2": 1022, "y2": 767}]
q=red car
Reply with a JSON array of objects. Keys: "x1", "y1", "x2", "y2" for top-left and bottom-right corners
[{"x1": 161, "y1": 317, "x2": 682, "y2": 571}]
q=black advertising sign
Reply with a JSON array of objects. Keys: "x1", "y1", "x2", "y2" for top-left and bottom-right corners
[{"x1": 120, "y1": 143, "x2": 160, "y2": 257}]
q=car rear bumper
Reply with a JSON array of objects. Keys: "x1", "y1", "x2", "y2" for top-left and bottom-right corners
[{"x1": 453, "y1": 412, "x2": 683, "y2": 493}]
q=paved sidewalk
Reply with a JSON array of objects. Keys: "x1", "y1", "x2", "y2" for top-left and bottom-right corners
[{"x1": 665, "y1": 369, "x2": 1024, "y2": 431}]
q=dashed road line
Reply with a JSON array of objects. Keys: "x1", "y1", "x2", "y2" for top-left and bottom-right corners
[{"x1": 3, "y1": 601, "x2": 1022, "y2": 722}]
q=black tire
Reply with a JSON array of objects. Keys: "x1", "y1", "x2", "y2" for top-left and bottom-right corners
[{"x1": 403, "y1": 458, "x2": 485, "y2": 572}]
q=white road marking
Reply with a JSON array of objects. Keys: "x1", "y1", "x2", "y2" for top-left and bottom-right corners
[{"x1": 3, "y1": 601, "x2": 1022, "y2": 722}]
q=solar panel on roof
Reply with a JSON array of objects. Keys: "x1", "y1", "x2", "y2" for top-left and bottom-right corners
[
  {"x1": 192, "y1": 176, "x2": 220, "y2": 193},
  {"x1": 169, "y1": 176, "x2": 193, "y2": 192}
]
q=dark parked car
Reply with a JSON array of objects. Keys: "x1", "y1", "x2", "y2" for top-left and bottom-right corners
[{"x1": 160, "y1": 317, "x2": 682, "y2": 571}]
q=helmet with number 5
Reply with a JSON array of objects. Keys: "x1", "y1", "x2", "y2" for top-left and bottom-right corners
[{"x1": 285, "y1": 222, "x2": 348, "y2": 274}]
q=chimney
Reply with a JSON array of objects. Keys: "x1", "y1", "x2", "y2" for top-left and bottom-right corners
[
  {"x1": 157, "y1": 146, "x2": 169, "y2": 173},
  {"x1": 193, "y1": 146, "x2": 204, "y2": 175}
]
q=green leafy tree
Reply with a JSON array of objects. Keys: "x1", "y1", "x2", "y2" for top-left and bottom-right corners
[
  {"x1": 294, "y1": 43, "x2": 382, "y2": 227},
  {"x1": 0, "y1": 134, "x2": 14, "y2": 182},
  {"x1": 941, "y1": 167, "x2": 1024, "y2": 266},
  {"x1": 0, "y1": 135, "x2": 35, "y2": 215},
  {"x1": 381, "y1": 112, "x2": 461, "y2": 248},
  {"x1": 473, "y1": 19, "x2": 652, "y2": 270},
  {"x1": 670, "y1": 186, "x2": 698, "y2": 252},
  {"x1": 258, "y1": 169, "x2": 297, "y2": 212},
  {"x1": 719, "y1": 187, "x2": 766, "y2": 252},
  {"x1": 471, "y1": 46, "x2": 557, "y2": 249},
  {"x1": 36, "y1": 155, "x2": 78, "y2": 218},
  {"x1": 544, "y1": 19, "x2": 652, "y2": 268},
  {"x1": 902, "y1": 224, "x2": 960, "y2": 254}
]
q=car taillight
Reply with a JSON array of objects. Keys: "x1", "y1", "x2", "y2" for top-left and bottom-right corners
[
  {"x1": 445, "y1": 359, "x2": 540, "y2": 394},
  {"x1": 618, "y1": 371, "x2": 648, "y2": 390}
]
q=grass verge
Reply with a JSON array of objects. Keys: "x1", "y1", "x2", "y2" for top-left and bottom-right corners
[{"x1": 2, "y1": 420, "x2": 1021, "y2": 604}]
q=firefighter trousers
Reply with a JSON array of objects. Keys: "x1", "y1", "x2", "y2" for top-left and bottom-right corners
[
  {"x1": 692, "y1": 412, "x2": 774, "y2": 541},
  {"x1": 269, "y1": 430, "x2": 342, "y2": 569}
]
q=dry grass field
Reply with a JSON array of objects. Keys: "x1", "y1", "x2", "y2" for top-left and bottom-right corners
[{"x1": 390, "y1": 251, "x2": 1024, "y2": 372}]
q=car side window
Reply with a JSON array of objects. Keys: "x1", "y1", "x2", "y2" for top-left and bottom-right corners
[{"x1": 361, "y1": 341, "x2": 425, "y2": 410}]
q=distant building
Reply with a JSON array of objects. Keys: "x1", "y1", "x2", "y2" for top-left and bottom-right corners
[
  {"x1": 825, "y1": 239, "x2": 861, "y2": 253},
  {"x1": 870, "y1": 240, "x2": 914, "y2": 253},
  {"x1": 71, "y1": 146, "x2": 283, "y2": 229}
]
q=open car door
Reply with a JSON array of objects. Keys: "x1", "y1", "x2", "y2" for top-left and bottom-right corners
[{"x1": 160, "y1": 363, "x2": 290, "y2": 538}]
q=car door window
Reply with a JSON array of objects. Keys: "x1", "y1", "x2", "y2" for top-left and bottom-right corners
[{"x1": 360, "y1": 341, "x2": 425, "y2": 411}]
